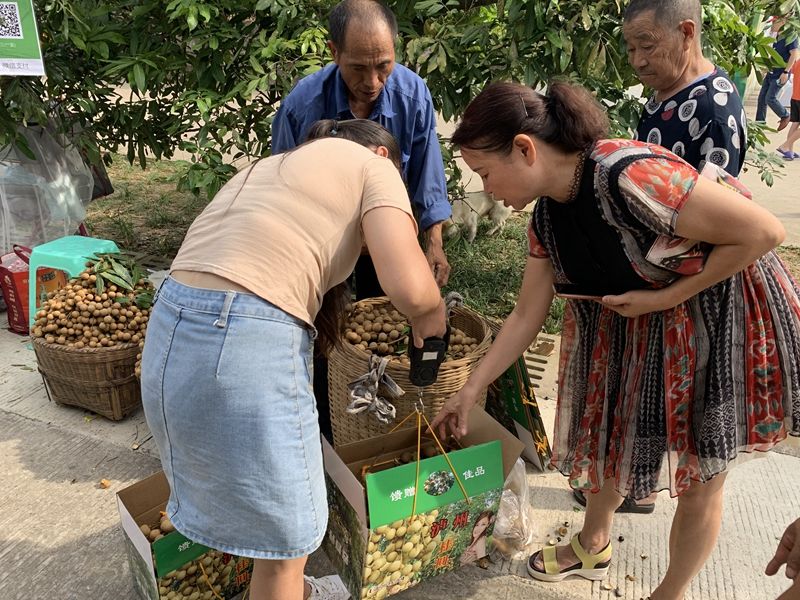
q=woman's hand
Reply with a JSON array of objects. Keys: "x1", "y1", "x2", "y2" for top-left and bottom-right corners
[
  {"x1": 430, "y1": 384, "x2": 481, "y2": 439},
  {"x1": 767, "y1": 518, "x2": 800, "y2": 582},
  {"x1": 409, "y1": 298, "x2": 447, "y2": 348},
  {"x1": 600, "y1": 288, "x2": 679, "y2": 318}
]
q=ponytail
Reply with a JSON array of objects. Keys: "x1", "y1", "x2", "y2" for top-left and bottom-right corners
[
  {"x1": 452, "y1": 80, "x2": 609, "y2": 154},
  {"x1": 544, "y1": 81, "x2": 609, "y2": 151}
]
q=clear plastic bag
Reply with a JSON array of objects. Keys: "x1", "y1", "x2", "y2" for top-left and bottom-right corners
[
  {"x1": 0, "y1": 124, "x2": 94, "y2": 253},
  {"x1": 492, "y1": 457, "x2": 536, "y2": 559}
]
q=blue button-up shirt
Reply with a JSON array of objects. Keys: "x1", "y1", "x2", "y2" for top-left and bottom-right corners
[{"x1": 272, "y1": 63, "x2": 451, "y2": 231}]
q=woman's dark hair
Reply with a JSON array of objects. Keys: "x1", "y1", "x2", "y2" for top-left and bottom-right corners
[
  {"x1": 451, "y1": 80, "x2": 609, "y2": 155},
  {"x1": 302, "y1": 118, "x2": 401, "y2": 356},
  {"x1": 305, "y1": 118, "x2": 402, "y2": 169},
  {"x1": 314, "y1": 281, "x2": 351, "y2": 358}
]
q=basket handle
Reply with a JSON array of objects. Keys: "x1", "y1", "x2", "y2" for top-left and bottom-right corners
[{"x1": 13, "y1": 245, "x2": 32, "y2": 264}]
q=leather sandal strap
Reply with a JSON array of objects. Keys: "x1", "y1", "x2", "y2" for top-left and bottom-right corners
[
  {"x1": 542, "y1": 545, "x2": 560, "y2": 574},
  {"x1": 570, "y1": 533, "x2": 613, "y2": 569}
]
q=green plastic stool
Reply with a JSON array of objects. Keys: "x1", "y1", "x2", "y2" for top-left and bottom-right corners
[{"x1": 28, "y1": 235, "x2": 119, "y2": 331}]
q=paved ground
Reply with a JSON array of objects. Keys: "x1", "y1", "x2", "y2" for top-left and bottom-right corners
[{"x1": 2, "y1": 93, "x2": 799, "y2": 600}]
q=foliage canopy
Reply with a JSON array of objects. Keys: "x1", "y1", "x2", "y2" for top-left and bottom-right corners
[{"x1": 1, "y1": 0, "x2": 798, "y2": 194}]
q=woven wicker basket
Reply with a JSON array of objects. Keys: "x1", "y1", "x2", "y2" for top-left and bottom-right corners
[
  {"x1": 33, "y1": 337, "x2": 141, "y2": 421},
  {"x1": 328, "y1": 298, "x2": 492, "y2": 447}
]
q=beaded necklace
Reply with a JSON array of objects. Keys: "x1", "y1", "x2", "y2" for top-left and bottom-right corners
[{"x1": 565, "y1": 147, "x2": 590, "y2": 203}]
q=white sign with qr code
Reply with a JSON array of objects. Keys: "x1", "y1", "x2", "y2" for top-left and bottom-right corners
[{"x1": 0, "y1": 0, "x2": 45, "y2": 76}]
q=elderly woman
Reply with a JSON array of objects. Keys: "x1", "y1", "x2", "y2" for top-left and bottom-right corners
[
  {"x1": 141, "y1": 119, "x2": 447, "y2": 600},
  {"x1": 431, "y1": 81, "x2": 800, "y2": 600},
  {"x1": 623, "y1": 0, "x2": 748, "y2": 177}
]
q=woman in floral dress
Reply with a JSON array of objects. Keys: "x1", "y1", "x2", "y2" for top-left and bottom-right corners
[{"x1": 431, "y1": 80, "x2": 800, "y2": 600}]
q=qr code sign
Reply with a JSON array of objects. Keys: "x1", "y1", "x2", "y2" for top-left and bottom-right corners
[{"x1": 0, "y1": 3, "x2": 23, "y2": 39}]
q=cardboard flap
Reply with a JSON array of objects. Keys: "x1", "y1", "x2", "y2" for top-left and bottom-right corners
[
  {"x1": 322, "y1": 436, "x2": 367, "y2": 525},
  {"x1": 460, "y1": 406, "x2": 525, "y2": 479},
  {"x1": 335, "y1": 427, "x2": 420, "y2": 465},
  {"x1": 117, "y1": 492, "x2": 155, "y2": 576},
  {"x1": 336, "y1": 406, "x2": 525, "y2": 481},
  {"x1": 117, "y1": 471, "x2": 170, "y2": 520}
]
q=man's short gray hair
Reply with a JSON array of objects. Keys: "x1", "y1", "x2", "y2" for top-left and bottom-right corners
[
  {"x1": 329, "y1": 0, "x2": 398, "y2": 51},
  {"x1": 624, "y1": 0, "x2": 703, "y2": 33}
]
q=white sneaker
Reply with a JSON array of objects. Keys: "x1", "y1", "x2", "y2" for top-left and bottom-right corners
[{"x1": 305, "y1": 574, "x2": 350, "y2": 600}]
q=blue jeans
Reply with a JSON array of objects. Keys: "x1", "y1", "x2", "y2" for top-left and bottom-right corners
[{"x1": 756, "y1": 72, "x2": 789, "y2": 122}]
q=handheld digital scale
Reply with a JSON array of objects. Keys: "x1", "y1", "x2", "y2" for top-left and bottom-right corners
[{"x1": 408, "y1": 325, "x2": 450, "y2": 396}]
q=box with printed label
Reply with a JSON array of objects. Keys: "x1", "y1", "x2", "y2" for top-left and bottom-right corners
[
  {"x1": 485, "y1": 353, "x2": 552, "y2": 471},
  {"x1": 322, "y1": 407, "x2": 524, "y2": 599},
  {"x1": 117, "y1": 471, "x2": 253, "y2": 600},
  {"x1": 482, "y1": 321, "x2": 552, "y2": 471}
]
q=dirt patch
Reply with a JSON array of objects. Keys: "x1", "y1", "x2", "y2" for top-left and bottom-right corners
[
  {"x1": 776, "y1": 246, "x2": 800, "y2": 282},
  {"x1": 85, "y1": 156, "x2": 206, "y2": 259}
]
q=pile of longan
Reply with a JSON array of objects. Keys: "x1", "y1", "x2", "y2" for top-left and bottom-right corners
[
  {"x1": 140, "y1": 514, "x2": 232, "y2": 600},
  {"x1": 344, "y1": 305, "x2": 480, "y2": 362},
  {"x1": 30, "y1": 262, "x2": 152, "y2": 377}
]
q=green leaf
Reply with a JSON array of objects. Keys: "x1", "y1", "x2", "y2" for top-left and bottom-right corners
[
  {"x1": 101, "y1": 271, "x2": 134, "y2": 290},
  {"x1": 133, "y1": 64, "x2": 146, "y2": 92},
  {"x1": 249, "y1": 54, "x2": 265, "y2": 75},
  {"x1": 112, "y1": 261, "x2": 135, "y2": 287},
  {"x1": 545, "y1": 29, "x2": 563, "y2": 49},
  {"x1": 559, "y1": 36, "x2": 573, "y2": 72},
  {"x1": 135, "y1": 290, "x2": 155, "y2": 309},
  {"x1": 94, "y1": 41, "x2": 110, "y2": 59},
  {"x1": 71, "y1": 34, "x2": 87, "y2": 50},
  {"x1": 436, "y1": 45, "x2": 447, "y2": 72},
  {"x1": 13, "y1": 134, "x2": 36, "y2": 160}
]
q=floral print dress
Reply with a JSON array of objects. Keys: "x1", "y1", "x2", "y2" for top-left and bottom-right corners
[{"x1": 528, "y1": 139, "x2": 800, "y2": 499}]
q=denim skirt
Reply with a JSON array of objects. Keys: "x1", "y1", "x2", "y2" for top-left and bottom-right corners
[{"x1": 140, "y1": 277, "x2": 327, "y2": 559}]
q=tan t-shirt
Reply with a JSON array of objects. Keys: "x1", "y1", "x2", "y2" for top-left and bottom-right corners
[{"x1": 171, "y1": 138, "x2": 415, "y2": 326}]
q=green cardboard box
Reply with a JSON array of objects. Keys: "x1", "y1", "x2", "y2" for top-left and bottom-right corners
[
  {"x1": 322, "y1": 407, "x2": 524, "y2": 599},
  {"x1": 486, "y1": 355, "x2": 552, "y2": 470},
  {"x1": 483, "y1": 321, "x2": 552, "y2": 470},
  {"x1": 117, "y1": 471, "x2": 253, "y2": 600}
]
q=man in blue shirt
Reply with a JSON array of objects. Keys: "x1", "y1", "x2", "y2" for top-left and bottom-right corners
[
  {"x1": 272, "y1": 0, "x2": 452, "y2": 295},
  {"x1": 756, "y1": 15, "x2": 799, "y2": 131}
]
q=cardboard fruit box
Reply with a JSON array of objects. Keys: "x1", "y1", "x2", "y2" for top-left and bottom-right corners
[
  {"x1": 322, "y1": 407, "x2": 524, "y2": 599},
  {"x1": 482, "y1": 321, "x2": 552, "y2": 471},
  {"x1": 485, "y1": 353, "x2": 552, "y2": 470},
  {"x1": 117, "y1": 471, "x2": 253, "y2": 600}
]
